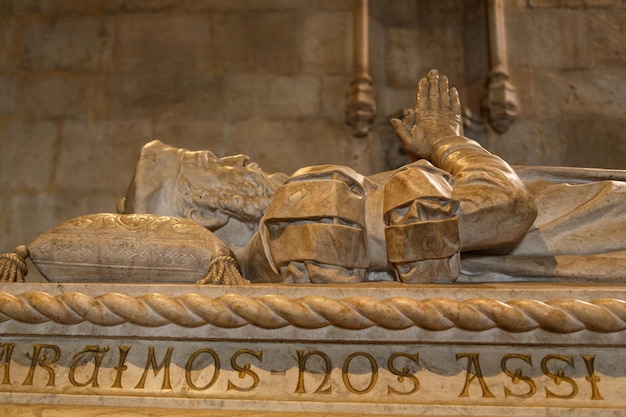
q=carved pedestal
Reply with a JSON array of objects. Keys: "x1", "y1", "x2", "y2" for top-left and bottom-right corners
[{"x1": 0, "y1": 282, "x2": 624, "y2": 416}]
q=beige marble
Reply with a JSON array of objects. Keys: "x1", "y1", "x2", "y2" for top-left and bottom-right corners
[
  {"x1": 116, "y1": 70, "x2": 539, "y2": 285},
  {"x1": 113, "y1": 70, "x2": 626, "y2": 286},
  {"x1": 0, "y1": 405, "x2": 375, "y2": 417},
  {"x1": 0, "y1": 282, "x2": 623, "y2": 416},
  {"x1": 26, "y1": 213, "x2": 238, "y2": 284}
]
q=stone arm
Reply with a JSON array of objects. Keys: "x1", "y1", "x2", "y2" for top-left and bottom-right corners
[
  {"x1": 429, "y1": 135, "x2": 536, "y2": 252},
  {"x1": 393, "y1": 70, "x2": 536, "y2": 252}
]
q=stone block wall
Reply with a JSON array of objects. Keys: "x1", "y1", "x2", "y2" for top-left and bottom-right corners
[
  {"x1": 0, "y1": 0, "x2": 624, "y2": 280},
  {"x1": 371, "y1": 0, "x2": 626, "y2": 170},
  {"x1": 480, "y1": 0, "x2": 626, "y2": 168},
  {"x1": 0, "y1": 0, "x2": 360, "y2": 264}
]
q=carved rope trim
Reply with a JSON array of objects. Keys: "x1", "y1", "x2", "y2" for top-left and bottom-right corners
[{"x1": 0, "y1": 291, "x2": 625, "y2": 333}]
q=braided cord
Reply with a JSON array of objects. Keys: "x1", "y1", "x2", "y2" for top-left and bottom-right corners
[{"x1": 0, "y1": 291, "x2": 624, "y2": 333}]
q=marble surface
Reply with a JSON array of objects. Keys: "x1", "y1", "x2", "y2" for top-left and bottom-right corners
[{"x1": 0, "y1": 282, "x2": 623, "y2": 416}]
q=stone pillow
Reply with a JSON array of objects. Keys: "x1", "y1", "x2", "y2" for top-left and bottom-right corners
[{"x1": 28, "y1": 213, "x2": 232, "y2": 283}]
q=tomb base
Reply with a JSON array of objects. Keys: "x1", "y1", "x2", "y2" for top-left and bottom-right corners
[{"x1": 0, "y1": 282, "x2": 624, "y2": 416}]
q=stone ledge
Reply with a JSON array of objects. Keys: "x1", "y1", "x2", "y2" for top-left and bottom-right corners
[
  {"x1": 0, "y1": 282, "x2": 623, "y2": 415},
  {"x1": 0, "y1": 282, "x2": 625, "y2": 344}
]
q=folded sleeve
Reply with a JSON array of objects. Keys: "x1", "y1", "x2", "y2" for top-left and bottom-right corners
[{"x1": 430, "y1": 136, "x2": 537, "y2": 252}]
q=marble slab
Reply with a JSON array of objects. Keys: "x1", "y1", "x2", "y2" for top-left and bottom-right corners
[{"x1": 0, "y1": 282, "x2": 624, "y2": 416}]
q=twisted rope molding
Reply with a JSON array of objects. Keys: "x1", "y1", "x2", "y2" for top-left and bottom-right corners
[{"x1": 0, "y1": 291, "x2": 625, "y2": 333}]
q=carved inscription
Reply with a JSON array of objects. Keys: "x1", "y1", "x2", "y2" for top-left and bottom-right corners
[{"x1": 0, "y1": 342, "x2": 617, "y2": 405}]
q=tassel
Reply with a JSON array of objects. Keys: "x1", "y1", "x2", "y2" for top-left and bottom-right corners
[
  {"x1": 0, "y1": 245, "x2": 29, "y2": 283},
  {"x1": 196, "y1": 255, "x2": 250, "y2": 285}
]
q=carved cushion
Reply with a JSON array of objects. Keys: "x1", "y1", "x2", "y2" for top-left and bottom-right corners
[{"x1": 28, "y1": 213, "x2": 231, "y2": 283}]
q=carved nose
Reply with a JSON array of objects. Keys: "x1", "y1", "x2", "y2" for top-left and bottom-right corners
[{"x1": 222, "y1": 154, "x2": 250, "y2": 168}]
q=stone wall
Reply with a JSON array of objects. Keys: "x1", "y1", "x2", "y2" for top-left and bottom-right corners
[
  {"x1": 483, "y1": 0, "x2": 626, "y2": 168},
  {"x1": 0, "y1": 0, "x2": 624, "y2": 276}
]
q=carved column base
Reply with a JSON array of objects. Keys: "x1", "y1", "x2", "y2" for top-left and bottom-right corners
[
  {"x1": 346, "y1": 74, "x2": 377, "y2": 138},
  {"x1": 481, "y1": 69, "x2": 520, "y2": 134}
]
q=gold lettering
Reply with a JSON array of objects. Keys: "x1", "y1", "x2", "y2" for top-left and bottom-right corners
[
  {"x1": 135, "y1": 346, "x2": 173, "y2": 390},
  {"x1": 111, "y1": 345, "x2": 131, "y2": 389},
  {"x1": 0, "y1": 343, "x2": 14, "y2": 385},
  {"x1": 23, "y1": 344, "x2": 61, "y2": 386},
  {"x1": 541, "y1": 354, "x2": 578, "y2": 399},
  {"x1": 227, "y1": 349, "x2": 262, "y2": 392},
  {"x1": 501, "y1": 354, "x2": 536, "y2": 399},
  {"x1": 582, "y1": 354, "x2": 603, "y2": 400},
  {"x1": 68, "y1": 345, "x2": 109, "y2": 388},
  {"x1": 185, "y1": 348, "x2": 220, "y2": 391},
  {"x1": 387, "y1": 352, "x2": 420, "y2": 395},
  {"x1": 456, "y1": 353, "x2": 495, "y2": 398},
  {"x1": 342, "y1": 352, "x2": 378, "y2": 395},
  {"x1": 295, "y1": 350, "x2": 332, "y2": 394}
]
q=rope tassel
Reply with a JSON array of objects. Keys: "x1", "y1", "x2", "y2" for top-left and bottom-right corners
[
  {"x1": 0, "y1": 246, "x2": 29, "y2": 283},
  {"x1": 196, "y1": 255, "x2": 250, "y2": 285}
]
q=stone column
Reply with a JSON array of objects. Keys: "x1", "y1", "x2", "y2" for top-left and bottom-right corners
[
  {"x1": 482, "y1": 0, "x2": 520, "y2": 134},
  {"x1": 346, "y1": 0, "x2": 377, "y2": 139}
]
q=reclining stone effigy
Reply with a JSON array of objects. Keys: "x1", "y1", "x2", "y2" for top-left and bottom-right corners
[{"x1": 0, "y1": 70, "x2": 625, "y2": 415}]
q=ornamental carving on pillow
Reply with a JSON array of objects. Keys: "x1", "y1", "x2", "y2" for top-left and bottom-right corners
[{"x1": 28, "y1": 213, "x2": 232, "y2": 283}]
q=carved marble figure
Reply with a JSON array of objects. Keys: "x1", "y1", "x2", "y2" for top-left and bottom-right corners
[
  {"x1": 117, "y1": 70, "x2": 537, "y2": 284},
  {"x1": 120, "y1": 70, "x2": 626, "y2": 284},
  {"x1": 2, "y1": 70, "x2": 625, "y2": 285},
  {"x1": 114, "y1": 69, "x2": 623, "y2": 285}
]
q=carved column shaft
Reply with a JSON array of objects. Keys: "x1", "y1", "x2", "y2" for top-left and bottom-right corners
[
  {"x1": 482, "y1": 0, "x2": 520, "y2": 134},
  {"x1": 353, "y1": 0, "x2": 369, "y2": 76},
  {"x1": 487, "y1": 0, "x2": 508, "y2": 73},
  {"x1": 346, "y1": 0, "x2": 377, "y2": 138}
]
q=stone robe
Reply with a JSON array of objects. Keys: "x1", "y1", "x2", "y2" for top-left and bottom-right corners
[{"x1": 462, "y1": 166, "x2": 626, "y2": 282}]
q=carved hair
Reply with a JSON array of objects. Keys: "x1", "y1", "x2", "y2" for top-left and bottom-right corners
[{"x1": 175, "y1": 153, "x2": 287, "y2": 229}]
